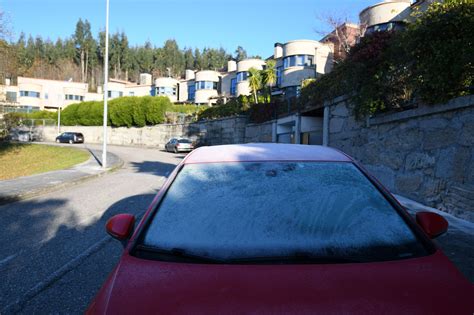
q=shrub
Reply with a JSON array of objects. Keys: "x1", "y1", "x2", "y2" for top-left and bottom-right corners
[
  {"x1": 401, "y1": 0, "x2": 474, "y2": 104},
  {"x1": 59, "y1": 96, "x2": 204, "y2": 127},
  {"x1": 61, "y1": 103, "x2": 80, "y2": 125},
  {"x1": 198, "y1": 99, "x2": 243, "y2": 120},
  {"x1": 76, "y1": 101, "x2": 103, "y2": 126},
  {"x1": 26, "y1": 110, "x2": 57, "y2": 121},
  {"x1": 109, "y1": 98, "x2": 134, "y2": 127}
]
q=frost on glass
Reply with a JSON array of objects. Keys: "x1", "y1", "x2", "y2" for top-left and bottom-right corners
[{"x1": 143, "y1": 162, "x2": 424, "y2": 261}]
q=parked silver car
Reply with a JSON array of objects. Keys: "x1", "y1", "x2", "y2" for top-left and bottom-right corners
[
  {"x1": 165, "y1": 138, "x2": 194, "y2": 153},
  {"x1": 10, "y1": 130, "x2": 37, "y2": 142}
]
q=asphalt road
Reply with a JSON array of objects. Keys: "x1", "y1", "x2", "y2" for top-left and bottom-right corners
[
  {"x1": 0, "y1": 145, "x2": 473, "y2": 314},
  {"x1": 0, "y1": 145, "x2": 183, "y2": 314}
]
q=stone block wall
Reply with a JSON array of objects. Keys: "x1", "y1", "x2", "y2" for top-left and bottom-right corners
[
  {"x1": 245, "y1": 121, "x2": 274, "y2": 143},
  {"x1": 327, "y1": 95, "x2": 474, "y2": 221}
]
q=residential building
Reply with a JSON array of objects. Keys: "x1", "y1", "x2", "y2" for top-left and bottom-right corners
[
  {"x1": 271, "y1": 40, "x2": 333, "y2": 98},
  {"x1": 107, "y1": 77, "x2": 153, "y2": 99},
  {"x1": 154, "y1": 77, "x2": 179, "y2": 102},
  {"x1": 0, "y1": 77, "x2": 90, "y2": 112},
  {"x1": 359, "y1": 0, "x2": 439, "y2": 37},
  {"x1": 359, "y1": 0, "x2": 412, "y2": 36},
  {"x1": 0, "y1": 38, "x2": 335, "y2": 109},
  {"x1": 320, "y1": 23, "x2": 360, "y2": 62},
  {"x1": 234, "y1": 58, "x2": 266, "y2": 97}
]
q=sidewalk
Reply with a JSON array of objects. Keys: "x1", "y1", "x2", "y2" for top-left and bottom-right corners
[{"x1": 0, "y1": 146, "x2": 123, "y2": 205}]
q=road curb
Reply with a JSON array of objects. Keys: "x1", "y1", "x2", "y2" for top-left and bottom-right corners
[{"x1": 0, "y1": 153, "x2": 124, "y2": 206}]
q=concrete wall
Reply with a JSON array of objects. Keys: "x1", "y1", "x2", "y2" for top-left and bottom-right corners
[{"x1": 326, "y1": 95, "x2": 474, "y2": 221}]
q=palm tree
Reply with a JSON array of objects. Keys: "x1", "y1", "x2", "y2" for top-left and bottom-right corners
[
  {"x1": 248, "y1": 67, "x2": 262, "y2": 104},
  {"x1": 262, "y1": 60, "x2": 277, "y2": 102}
]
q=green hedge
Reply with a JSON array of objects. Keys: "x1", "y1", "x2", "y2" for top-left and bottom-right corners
[{"x1": 59, "y1": 96, "x2": 206, "y2": 127}]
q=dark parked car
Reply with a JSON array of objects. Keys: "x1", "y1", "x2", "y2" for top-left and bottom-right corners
[
  {"x1": 55, "y1": 132, "x2": 84, "y2": 144},
  {"x1": 165, "y1": 138, "x2": 194, "y2": 153},
  {"x1": 88, "y1": 144, "x2": 473, "y2": 314}
]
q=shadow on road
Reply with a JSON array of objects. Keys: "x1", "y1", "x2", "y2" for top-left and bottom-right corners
[
  {"x1": 129, "y1": 160, "x2": 178, "y2": 177},
  {"x1": 0, "y1": 193, "x2": 156, "y2": 314},
  {"x1": 85, "y1": 146, "x2": 103, "y2": 167}
]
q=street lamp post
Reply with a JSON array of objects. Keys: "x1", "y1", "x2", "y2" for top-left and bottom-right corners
[
  {"x1": 102, "y1": 0, "x2": 110, "y2": 168},
  {"x1": 57, "y1": 94, "x2": 63, "y2": 135},
  {"x1": 57, "y1": 106, "x2": 61, "y2": 135}
]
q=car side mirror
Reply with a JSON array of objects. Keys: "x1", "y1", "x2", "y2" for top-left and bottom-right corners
[
  {"x1": 416, "y1": 211, "x2": 448, "y2": 239},
  {"x1": 106, "y1": 214, "x2": 135, "y2": 242}
]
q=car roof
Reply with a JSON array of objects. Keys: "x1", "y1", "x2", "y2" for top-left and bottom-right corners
[{"x1": 184, "y1": 143, "x2": 352, "y2": 164}]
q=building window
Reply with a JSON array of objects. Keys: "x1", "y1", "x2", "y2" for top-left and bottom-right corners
[
  {"x1": 6, "y1": 91, "x2": 17, "y2": 102},
  {"x1": 283, "y1": 55, "x2": 314, "y2": 69},
  {"x1": 129, "y1": 92, "x2": 135, "y2": 96},
  {"x1": 276, "y1": 66, "x2": 282, "y2": 86},
  {"x1": 45, "y1": 93, "x2": 49, "y2": 99},
  {"x1": 230, "y1": 78, "x2": 237, "y2": 96},
  {"x1": 236, "y1": 71, "x2": 248, "y2": 82},
  {"x1": 156, "y1": 86, "x2": 177, "y2": 96},
  {"x1": 108, "y1": 91, "x2": 123, "y2": 98},
  {"x1": 284, "y1": 86, "x2": 301, "y2": 99},
  {"x1": 365, "y1": 22, "x2": 405, "y2": 35},
  {"x1": 65, "y1": 94, "x2": 84, "y2": 101},
  {"x1": 195, "y1": 81, "x2": 218, "y2": 90},
  {"x1": 19, "y1": 91, "x2": 40, "y2": 98},
  {"x1": 188, "y1": 84, "x2": 195, "y2": 101}
]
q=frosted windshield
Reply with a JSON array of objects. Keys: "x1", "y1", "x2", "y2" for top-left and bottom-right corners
[{"x1": 142, "y1": 162, "x2": 425, "y2": 262}]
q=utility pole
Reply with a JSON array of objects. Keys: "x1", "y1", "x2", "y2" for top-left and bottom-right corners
[{"x1": 102, "y1": 0, "x2": 110, "y2": 168}]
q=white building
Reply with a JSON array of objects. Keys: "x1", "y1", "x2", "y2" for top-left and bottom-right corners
[{"x1": 0, "y1": 38, "x2": 335, "y2": 110}]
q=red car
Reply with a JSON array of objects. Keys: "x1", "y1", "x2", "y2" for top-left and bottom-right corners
[{"x1": 88, "y1": 144, "x2": 473, "y2": 314}]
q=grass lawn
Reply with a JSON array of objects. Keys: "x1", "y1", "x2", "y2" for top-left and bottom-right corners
[{"x1": 0, "y1": 143, "x2": 90, "y2": 180}]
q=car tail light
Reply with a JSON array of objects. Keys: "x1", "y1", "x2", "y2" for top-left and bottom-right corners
[{"x1": 176, "y1": 144, "x2": 180, "y2": 147}]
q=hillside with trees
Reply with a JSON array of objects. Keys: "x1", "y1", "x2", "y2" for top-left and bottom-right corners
[{"x1": 0, "y1": 17, "x2": 249, "y2": 91}]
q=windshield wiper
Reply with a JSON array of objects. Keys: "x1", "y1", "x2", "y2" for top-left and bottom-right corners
[
  {"x1": 228, "y1": 253, "x2": 364, "y2": 264},
  {"x1": 135, "y1": 245, "x2": 223, "y2": 263}
]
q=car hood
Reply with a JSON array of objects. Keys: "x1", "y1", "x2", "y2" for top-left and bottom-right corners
[{"x1": 89, "y1": 250, "x2": 473, "y2": 314}]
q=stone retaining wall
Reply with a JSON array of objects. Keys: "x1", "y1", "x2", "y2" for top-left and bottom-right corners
[
  {"x1": 327, "y1": 95, "x2": 474, "y2": 221},
  {"x1": 245, "y1": 121, "x2": 274, "y2": 143}
]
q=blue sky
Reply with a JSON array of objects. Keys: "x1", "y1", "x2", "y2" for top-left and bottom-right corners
[{"x1": 1, "y1": 0, "x2": 375, "y2": 57}]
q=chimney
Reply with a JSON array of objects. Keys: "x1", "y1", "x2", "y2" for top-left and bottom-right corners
[
  {"x1": 140, "y1": 73, "x2": 152, "y2": 85},
  {"x1": 185, "y1": 70, "x2": 195, "y2": 81},
  {"x1": 227, "y1": 60, "x2": 237, "y2": 72},
  {"x1": 274, "y1": 43, "x2": 283, "y2": 59}
]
